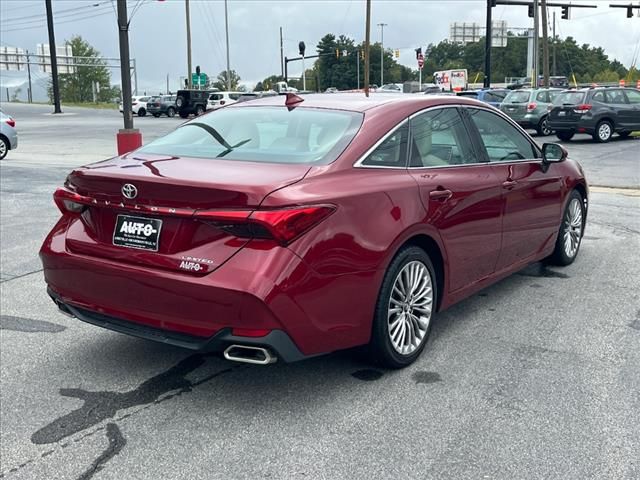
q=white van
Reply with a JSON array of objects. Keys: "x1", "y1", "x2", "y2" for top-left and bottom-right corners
[{"x1": 207, "y1": 92, "x2": 242, "y2": 110}]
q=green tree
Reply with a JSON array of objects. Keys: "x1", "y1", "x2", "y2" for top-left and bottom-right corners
[
  {"x1": 212, "y1": 70, "x2": 241, "y2": 91},
  {"x1": 49, "y1": 36, "x2": 112, "y2": 103}
]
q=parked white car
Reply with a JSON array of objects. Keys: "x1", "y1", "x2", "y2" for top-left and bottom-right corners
[
  {"x1": 119, "y1": 96, "x2": 151, "y2": 117},
  {"x1": 207, "y1": 92, "x2": 242, "y2": 110},
  {"x1": 0, "y1": 108, "x2": 18, "y2": 160}
]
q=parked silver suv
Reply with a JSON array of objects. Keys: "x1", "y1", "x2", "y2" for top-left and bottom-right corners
[{"x1": 0, "y1": 109, "x2": 18, "y2": 160}]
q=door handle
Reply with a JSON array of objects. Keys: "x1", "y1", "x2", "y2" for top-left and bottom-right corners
[
  {"x1": 502, "y1": 180, "x2": 518, "y2": 189},
  {"x1": 429, "y1": 189, "x2": 453, "y2": 201}
]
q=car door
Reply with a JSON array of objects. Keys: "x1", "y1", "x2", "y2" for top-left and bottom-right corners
[
  {"x1": 604, "y1": 89, "x2": 631, "y2": 129},
  {"x1": 407, "y1": 107, "x2": 503, "y2": 293},
  {"x1": 621, "y1": 89, "x2": 640, "y2": 130},
  {"x1": 465, "y1": 107, "x2": 563, "y2": 272}
]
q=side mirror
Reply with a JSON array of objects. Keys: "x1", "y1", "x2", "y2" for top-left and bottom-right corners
[{"x1": 542, "y1": 142, "x2": 568, "y2": 164}]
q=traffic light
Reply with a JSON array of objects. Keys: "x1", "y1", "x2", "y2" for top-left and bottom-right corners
[
  {"x1": 394, "y1": 49, "x2": 400, "y2": 58},
  {"x1": 415, "y1": 47, "x2": 422, "y2": 59},
  {"x1": 561, "y1": 6, "x2": 569, "y2": 19},
  {"x1": 628, "y1": 6, "x2": 634, "y2": 18},
  {"x1": 298, "y1": 41, "x2": 306, "y2": 56},
  {"x1": 528, "y1": 5, "x2": 534, "y2": 18},
  {"x1": 360, "y1": 50, "x2": 365, "y2": 60},
  {"x1": 195, "y1": 65, "x2": 200, "y2": 76}
]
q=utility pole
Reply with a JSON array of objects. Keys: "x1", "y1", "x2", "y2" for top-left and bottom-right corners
[
  {"x1": 357, "y1": 51, "x2": 360, "y2": 90},
  {"x1": 224, "y1": 0, "x2": 231, "y2": 91},
  {"x1": 26, "y1": 50, "x2": 33, "y2": 103},
  {"x1": 484, "y1": 0, "x2": 493, "y2": 87},
  {"x1": 166, "y1": 73, "x2": 169, "y2": 94},
  {"x1": 552, "y1": 11, "x2": 557, "y2": 75},
  {"x1": 116, "y1": 0, "x2": 141, "y2": 154},
  {"x1": 365, "y1": 1, "x2": 371, "y2": 96},
  {"x1": 280, "y1": 27, "x2": 284, "y2": 80},
  {"x1": 532, "y1": 0, "x2": 539, "y2": 85},
  {"x1": 185, "y1": 0, "x2": 192, "y2": 88},
  {"x1": 45, "y1": 0, "x2": 62, "y2": 113},
  {"x1": 541, "y1": 0, "x2": 550, "y2": 87},
  {"x1": 377, "y1": 23, "x2": 387, "y2": 86}
]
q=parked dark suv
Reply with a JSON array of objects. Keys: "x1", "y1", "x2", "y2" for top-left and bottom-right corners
[
  {"x1": 147, "y1": 95, "x2": 177, "y2": 117},
  {"x1": 175, "y1": 89, "x2": 212, "y2": 118},
  {"x1": 548, "y1": 87, "x2": 640, "y2": 142}
]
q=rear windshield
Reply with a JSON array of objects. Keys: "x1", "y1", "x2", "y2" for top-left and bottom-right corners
[
  {"x1": 553, "y1": 91, "x2": 586, "y2": 105},
  {"x1": 138, "y1": 106, "x2": 363, "y2": 165},
  {"x1": 209, "y1": 94, "x2": 223, "y2": 101},
  {"x1": 504, "y1": 91, "x2": 531, "y2": 103}
]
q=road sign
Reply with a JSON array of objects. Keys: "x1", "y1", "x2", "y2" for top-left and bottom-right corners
[
  {"x1": 191, "y1": 72, "x2": 208, "y2": 87},
  {"x1": 417, "y1": 53, "x2": 424, "y2": 69}
]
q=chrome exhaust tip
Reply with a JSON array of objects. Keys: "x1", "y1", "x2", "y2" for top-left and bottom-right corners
[{"x1": 223, "y1": 345, "x2": 277, "y2": 365}]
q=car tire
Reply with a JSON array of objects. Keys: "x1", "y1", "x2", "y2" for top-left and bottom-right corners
[
  {"x1": 138, "y1": 108, "x2": 146, "y2": 117},
  {"x1": 593, "y1": 120, "x2": 613, "y2": 143},
  {"x1": 368, "y1": 246, "x2": 437, "y2": 369},
  {"x1": 556, "y1": 131, "x2": 574, "y2": 142},
  {"x1": 179, "y1": 112, "x2": 189, "y2": 119},
  {"x1": 0, "y1": 136, "x2": 8, "y2": 160},
  {"x1": 547, "y1": 190, "x2": 585, "y2": 266},
  {"x1": 536, "y1": 116, "x2": 552, "y2": 136},
  {"x1": 618, "y1": 131, "x2": 631, "y2": 139},
  {"x1": 195, "y1": 105, "x2": 205, "y2": 116},
  {"x1": 166, "y1": 107, "x2": 175, "y2": 118}
]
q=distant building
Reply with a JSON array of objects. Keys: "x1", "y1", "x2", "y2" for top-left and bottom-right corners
[{"x1": 449, "y1": 21, "x2": 508, "y2": 47}]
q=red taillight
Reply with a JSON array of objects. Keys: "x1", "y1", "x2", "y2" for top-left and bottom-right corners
[
  {"x1": 53, "y1": 188, "x2": 90, "y2": 214},
  {"x1": 231, "y1": 328, "x2": 271, "y2": 337},
  {"x1": 5, "y1": 119, "x2": 15, "y2": 128},
  {"x1": 194, "y1": 205, "x2": 335, "y2": 245},
  {"x1": 526, "y1": 102, "x2": 537, "y2": 112},
  {"x1": 574, "y1": 104, "x2": 592, "y2": 113}
]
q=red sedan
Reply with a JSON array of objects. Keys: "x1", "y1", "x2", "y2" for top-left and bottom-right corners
[{"x1": 40, "y1": 93, "x2": 588, "y2": 368}]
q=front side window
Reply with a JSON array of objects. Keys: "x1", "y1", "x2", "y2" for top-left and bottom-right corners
[
  {"x1": 138, "y1": 106, "x2": 363, "y2": 165},
  {"x1": 361, "y1": 123, "x2": 409, "y2": 167},
  {"x1": 592, "y1": 91, "x2": 605, "y2": 103},
  {"x1": 409, "y1": 108, "x2": 478, "y2": 167},
  {"x1": 467, "y1": 109, "x2": 537, "y2": 162}
]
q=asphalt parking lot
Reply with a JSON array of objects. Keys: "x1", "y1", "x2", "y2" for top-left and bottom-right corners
[{"x1": 1, "y1": 102, "x2": 639, "y2": 479}]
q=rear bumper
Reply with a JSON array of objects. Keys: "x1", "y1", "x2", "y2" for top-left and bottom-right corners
[
  {"x1": 548, "y1": 117, "x2": 596, "y2": 133},
  {"x1": 48, "y1": 287, "x2": 308, "y2": 362},
  {"x1": 39, "y1": 218, "x2": 373, "y2": 358}
]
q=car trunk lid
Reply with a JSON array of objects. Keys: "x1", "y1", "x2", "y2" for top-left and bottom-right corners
[{"x1": 63, "y1": 153, "x2": 310, "y2": 273}]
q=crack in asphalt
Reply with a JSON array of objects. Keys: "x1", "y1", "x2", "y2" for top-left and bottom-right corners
[
  {"x1": 31, "y1": 354, "x2": 231, "y2": 445},
  {"x1": 76, "y1": 423, "x2": 126, "y2": 480},
  {"x1": 0, "y1": 315, "x2": 66, "y2": 333},
  {"x1": 0, "y1": 268, "x2": 44, "y2": 284}
]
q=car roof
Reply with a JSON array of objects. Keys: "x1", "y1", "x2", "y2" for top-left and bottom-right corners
[{"x1": 228, "y1": 92, "x2": 487, "y2": 113}]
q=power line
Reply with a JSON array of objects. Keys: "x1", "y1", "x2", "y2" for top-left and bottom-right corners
[
  {"x1": 1, "y1": 1, "x2": 110, "y2": 25},
  {"x1": 2, "y1": 8, "x2": 116, "y2": 32},
  {"x1": 1, "y1": 5, "x2": 114, "y2": 28}
]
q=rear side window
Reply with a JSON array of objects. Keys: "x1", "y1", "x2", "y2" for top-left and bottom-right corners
[
  {"x1": 624, "y1": 89, "x2": 640, "y2": 104},
  {"x1": 504, "y1": 91, "x2": 531, "y2": 103},
  {"x1": 138, "y1": 106, "x2": 363, "y2": 165},
  {"x1": 553, "y1": 91, "x2": 586, "y2": 105},
  {"x1": 409, "y1": 108, "x2": 478, "y2": 167},
  {"x1": 467, "y1": 109, "x2": 537, "y2": 162},
  {"x1": 229, "y1": 93, "x2": 241, "y2": 100},
  {"x1": 535, "y1": 91, "x2": 551, "y2": 102},
  {"x1": 361, "y1": 123, "x2": 409, "y2": 167},
  {"x1": 209, "y1": 94, "x2": 223, "y2": 101}
]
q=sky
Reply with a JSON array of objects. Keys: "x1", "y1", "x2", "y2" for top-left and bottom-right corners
[{"x1": 1, "y1": 0, "x2": 639, "y2": 98}]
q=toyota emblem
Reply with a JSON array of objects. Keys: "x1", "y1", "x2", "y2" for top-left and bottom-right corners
[{"x1": 121, "y1": 183, "x2": 138, "y2": 199}]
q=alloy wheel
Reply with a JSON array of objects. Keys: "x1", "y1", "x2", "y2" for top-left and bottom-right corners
[
  {"x1": 540, "y1": 118, "x2": 551, "y2": 136},
  {"x1": 0, "y1": 138, "x2": 7, "y2": 159},
  {"x1": 563, "y1": 198, "x2": 583, "y2": 258},
  {"x1": 598, "y1": 123, "x2": 612, "y2": 142},
  {"x1": 387, "y1": 261, "x2": 433, "y2": 355}
]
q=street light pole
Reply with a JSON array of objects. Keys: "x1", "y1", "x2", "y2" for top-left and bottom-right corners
[
  {"x1": 364, "y1": 0, "x2": 371, "y2": 97},
  {"x1": 185, "y1": 0, "x2": 192, "y2": 88},
  {"x1": 484, "y1": 0, "x2": 492, "y2": 88},
  {"x1": 377, "y1": 23, "x2": 387, "y2": 87},
  {"x1": 116, "y1": 0, "x2": 141, "y2": 154},
  {"x1": 45, "y1": 0, "x2": 62, "y2": 113},
  {"x1": 224, "y1": 0, "x2": 231, "y2": 91}
]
